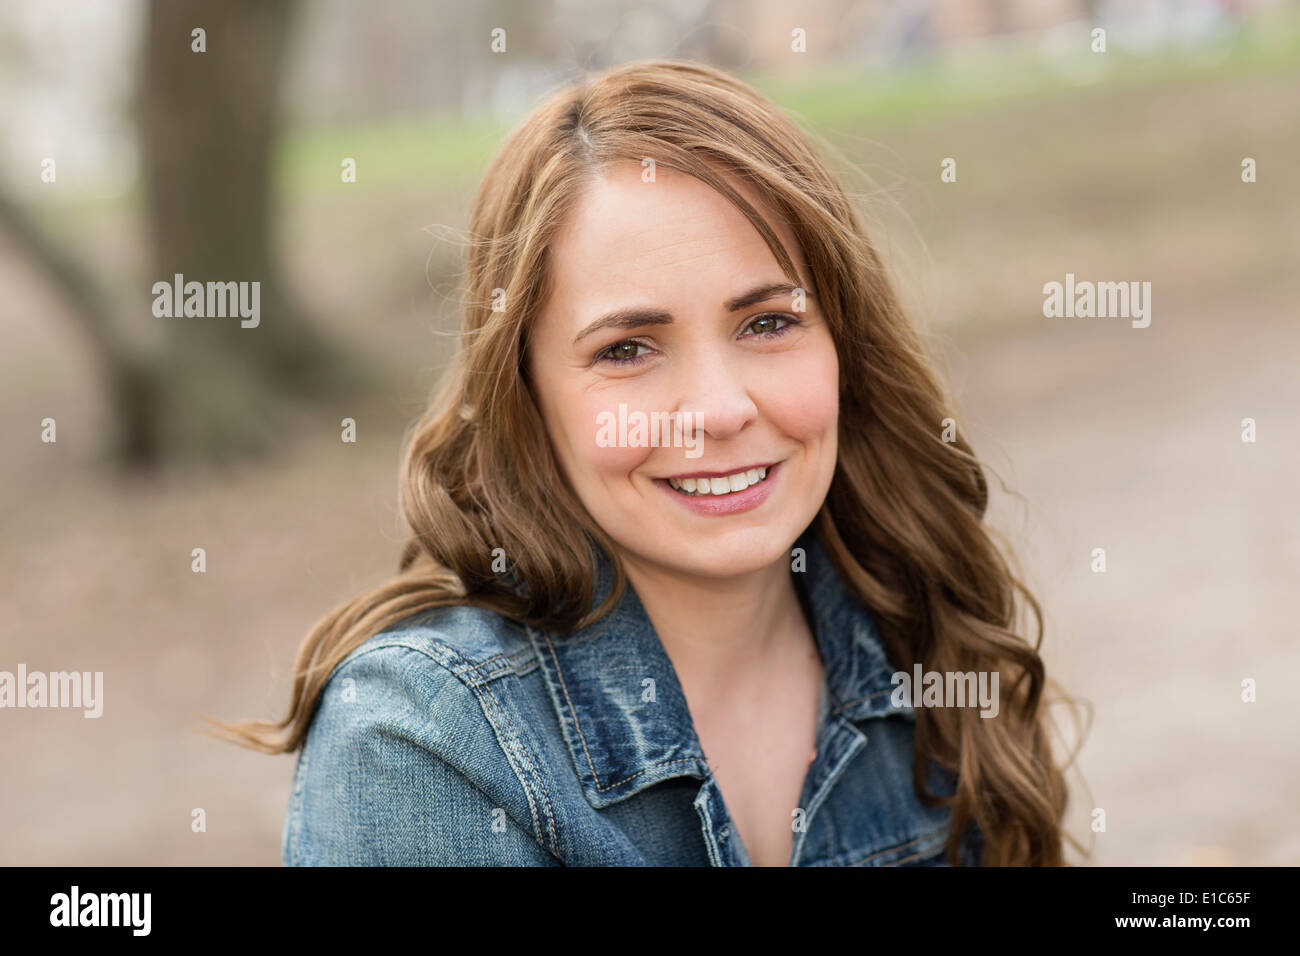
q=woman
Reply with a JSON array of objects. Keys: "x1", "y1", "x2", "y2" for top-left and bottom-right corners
[{"x1": 210, "y1": 59, "x2": 1078, "y2": 866}]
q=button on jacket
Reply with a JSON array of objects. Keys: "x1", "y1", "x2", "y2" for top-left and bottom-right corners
[{"x1": 282, "y1": 525, "x2": 985, "y2": 866}]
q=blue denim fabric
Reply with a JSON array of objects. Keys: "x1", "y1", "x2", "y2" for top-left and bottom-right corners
[{"x1": 282, "y1": 525, "x2": 985, "y2": 866}]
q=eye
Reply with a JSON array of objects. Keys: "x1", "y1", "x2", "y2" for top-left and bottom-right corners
[
  {"x1": 595, "y1": 339, "x2": 652, "y2": 366},
  {"x1": 593, "y1": 314, "x2": 799, "y2": 368},
  {"x1": 743, "y1": 313, "x2": 799, "y2": 337}
]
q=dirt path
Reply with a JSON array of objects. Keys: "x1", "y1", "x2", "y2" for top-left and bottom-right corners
[
  {"x1": 1, "y1": 260, "x2": 1296, "y2": 865},
  {"x1": 944, "y1": 281, "x2": 1300, "y2": 865}
]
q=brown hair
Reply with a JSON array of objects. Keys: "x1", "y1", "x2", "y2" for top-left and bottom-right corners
[{"x1": 205, "y1": 59, "x2": 1086, "y2": 866}]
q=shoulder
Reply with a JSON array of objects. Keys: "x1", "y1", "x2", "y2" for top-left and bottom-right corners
[
  {"x1": 282, "y1": 604, "x2": 561, "y2": 866},
  {"x1": 312, "y1": 603, "x2": 537, "y2": 757},
  {"x1": 339, "y1": 602, "x2": 536, "y2": 679}
]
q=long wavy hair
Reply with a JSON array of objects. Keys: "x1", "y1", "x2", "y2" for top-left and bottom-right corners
[{"x1": 206, "y1": 59, "x2": 1086, "y2": 866}]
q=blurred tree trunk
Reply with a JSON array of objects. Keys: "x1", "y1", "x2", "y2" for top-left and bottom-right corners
[
  {"x1": 0, "y1": 189, "x2": 161, "y2": 464},
  {"x1": 136, "y1": 0, "x2": 367, "y2": 462}
]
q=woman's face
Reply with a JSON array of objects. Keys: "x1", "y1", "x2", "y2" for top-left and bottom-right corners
[{"x1": 526, "y1": 160, "x2": 839, "y2": 581}]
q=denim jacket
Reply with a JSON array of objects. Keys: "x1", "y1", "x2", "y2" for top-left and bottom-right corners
[{"x1": 282, "y1": 525, "x2": 984, "y2": 866}]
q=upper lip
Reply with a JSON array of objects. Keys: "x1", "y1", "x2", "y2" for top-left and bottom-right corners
[{"x1": 661, "y1": 461, "x2": 779, "y2": 480}]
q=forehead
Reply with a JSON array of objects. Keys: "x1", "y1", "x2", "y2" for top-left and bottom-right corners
[{"x1": 542, "y1": 161, "x2": 807, "y2": 328}]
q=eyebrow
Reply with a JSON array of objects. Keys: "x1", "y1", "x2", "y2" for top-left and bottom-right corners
[{"x1": 571, "y1": 281, "x2": 809, "y2": 345}]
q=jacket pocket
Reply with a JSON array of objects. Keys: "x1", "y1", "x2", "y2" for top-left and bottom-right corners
[{"x1": 848, "y1": 825, "x2": 950, "y2": 866}]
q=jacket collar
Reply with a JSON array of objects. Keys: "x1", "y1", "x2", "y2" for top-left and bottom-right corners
[{"x1": 527, "y1": 523, "x2": 907, "y2": 809}]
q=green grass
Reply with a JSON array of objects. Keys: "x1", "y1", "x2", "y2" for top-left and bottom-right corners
[
  {"x1": 31, "y1": 5, "x2": 1300, "y2": 217},
  {"x1": 276, "y1": 111, "x2": 509, "y2": 197},
  {"x1": 272, "y1": 5, "x2": 1300, "y2": 198},
  {"x1": 757, "y1": 8, "x2": 1300, "y2": 133}
]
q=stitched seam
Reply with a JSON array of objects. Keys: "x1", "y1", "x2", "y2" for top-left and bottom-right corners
[
  {"x1": 343, "y1": 638, "x2": 530, "y2": 684},
  {"x1": 283, "y1": 746, "x2": 309, "y2": 866},
  {"x1": 541, "y1": 633, "x2": 602, "y2": 787},
  {"x1": 342, "y1": 640, "x2": 536, "y2": 692},
  {"x1": 367, "y1": 718, "x2": 551, "y2": 860},
  {"x1": 891, "y1": 826, "x2": 950, "y2": 866},
  {"x1": 452, "y1": 658, "x2": 510, "y2": 682},
  {"x1": 431, "y1": 729, "x2": 561, "y2": 863},
  {"x1": 541, "y1": 632, "x2": 701, "y2": 792},
  {"x1": 443, "y1": 652, "x2": 558, "y2": 856},
  {"x1": 832, "y1": 686, "x2": 897, "y2": 716},
  {"x1": 694, "y1": 786, "x2": 725, "y2": 867},
  {"x1": 450, "y1": 653, "x2": 514, "y2": 680},
  {"x1": 342, "y1": 639, "x2": 557, "y2": 856},
  {"x1": 891, "y1": 844, "x2": 946, "y2": 866},
  {"x1": 600, "y1": 758, "x2": 703, "y2": 790},
  {"x1": 791, "y1": 719, "x2": 867, "y2": 864},
  {"x1": 850, "y1": 828, "x2": 946, "y2": 866},
  {"x1": 851, "y1": 833, "x2": 927, "y2": 865},
  {"x1": 450, "y1": 644, "x2": 535, "y2": 673},
  {"x1": 434, "y1": 645, "x2": 559, "y2": 853},
  {"x1": 474, "y1": 674, "x2": 560, "y2": 856}
]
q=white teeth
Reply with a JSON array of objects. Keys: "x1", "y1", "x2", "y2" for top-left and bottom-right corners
[{"x1": 667, "y1": 466, "x2": 772, "y2": 496}]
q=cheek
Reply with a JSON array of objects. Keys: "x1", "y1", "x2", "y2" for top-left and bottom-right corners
[
  {"x1": 762, "y1": 341, "x2": 839, "y2": 443},
  {"x1": 560, "y1": 392, "x2": 656, "y2": 485}
]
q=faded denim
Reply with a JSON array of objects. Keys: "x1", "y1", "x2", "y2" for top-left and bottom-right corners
[{"x1": 283, "y1": 525, "x2": 984, "y2": 866}]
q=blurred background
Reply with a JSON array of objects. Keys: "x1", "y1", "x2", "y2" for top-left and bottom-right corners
[{"x1": 1, "y1": 0, "x2": 1297, "y2": 865}]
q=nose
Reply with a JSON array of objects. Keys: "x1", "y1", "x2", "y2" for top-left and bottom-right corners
[{"x1": 673, "y1": 351, "x2": 758, "y2": 442}]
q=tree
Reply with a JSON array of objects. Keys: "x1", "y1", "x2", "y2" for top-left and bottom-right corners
[
  {"x1": 2, "y1": 0, "x2": 377, "y2": 467},
  {"x1": 132, "y1": 0, "x2": 371, "y2": 463}
]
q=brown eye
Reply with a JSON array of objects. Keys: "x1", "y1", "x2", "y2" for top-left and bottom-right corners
[
  {"x1": 744, "y1": 313, "x2": 797, "y2": 337},
  {"x1": 596, "y1": 339, "x2": 651, "y2": 366}
]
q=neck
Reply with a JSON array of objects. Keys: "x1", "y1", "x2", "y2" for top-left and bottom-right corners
[{"x1": 618, "y1": 549, "x2": 813, "y2": 703}]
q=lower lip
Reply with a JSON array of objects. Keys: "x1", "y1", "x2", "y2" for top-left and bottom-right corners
[{"x1": 654, "y1": 463, "x2": 780, "y2": 517}]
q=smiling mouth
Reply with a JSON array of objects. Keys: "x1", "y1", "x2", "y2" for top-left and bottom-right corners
[{"x1": 666, "y1": 466, "x2": 770, "y2": 497}]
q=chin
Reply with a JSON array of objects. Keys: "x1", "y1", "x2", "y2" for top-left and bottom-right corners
[{"x1": 638, "y1": 524, "x2": 803, "y2": 579}]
